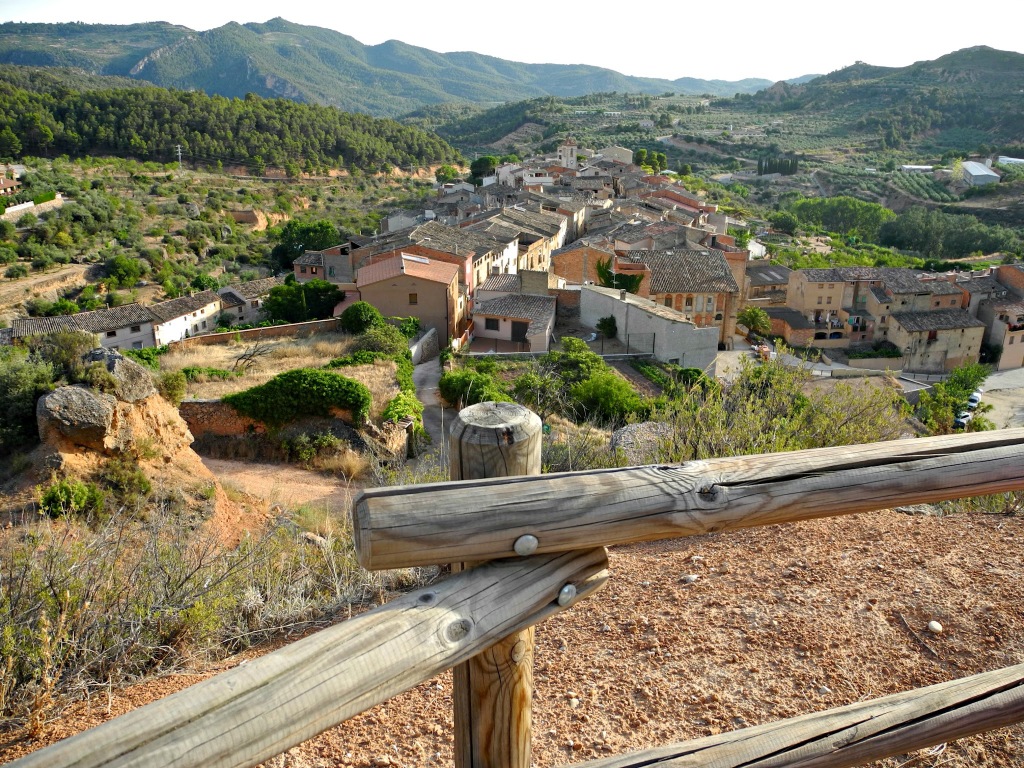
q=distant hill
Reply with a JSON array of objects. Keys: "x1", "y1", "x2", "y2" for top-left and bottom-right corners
[
  {"x1": 0, "y1": 65, "x2": 460, "y2": 171},
  {"x1": 747, "y1": 46, "x2": 1024, "y2": 147},
  {"x1": 0, "y1": 19, "x2": 814, "y2": 116}
]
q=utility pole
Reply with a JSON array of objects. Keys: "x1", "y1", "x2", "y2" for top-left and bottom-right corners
[{"x1": 176, "y1": 144, "x2": 183, "y2": 172}]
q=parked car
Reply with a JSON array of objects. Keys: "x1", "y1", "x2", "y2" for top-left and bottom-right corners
[
  {"x1": 954, "y1": 411, "x2": 973, "y2": 429},
  {"x1": 967, "y1": 390, "x2": 983, "y2": 409}
]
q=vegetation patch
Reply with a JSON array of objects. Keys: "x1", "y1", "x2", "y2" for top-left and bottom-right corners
[{"x1": 223, "y1": 368, "x2": 372, "y2": 427}]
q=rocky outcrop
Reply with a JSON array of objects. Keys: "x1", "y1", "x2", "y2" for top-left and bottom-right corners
[
  {"x1": 82, "y1": 348, "x2": 156, "y2": 402},
  {"x1": 36, "y1": 386, "x2": 116, "y2": 452},
  {"x1": 35, "y1": 349, "x2": 213, "y2": 485}
]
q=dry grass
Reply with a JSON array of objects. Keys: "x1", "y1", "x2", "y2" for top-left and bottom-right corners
[
  {"x1": 160, "y1": 333, "x2": 358, "y2": 401},
  {"x1": 312, "y1": 447, "x2": 372, "y2": 482},
  {"x1": 351, "y1": 361, "x2": 401, "y2": 420}
]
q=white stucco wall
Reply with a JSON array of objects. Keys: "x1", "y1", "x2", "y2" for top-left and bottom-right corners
[{"x1": 581, "y1": 286, "x2": 719, "y2": 373}]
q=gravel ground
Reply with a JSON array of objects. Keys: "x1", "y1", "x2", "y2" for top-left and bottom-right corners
[{"x1": 6, "y1": 509, "x2": 1024, "y2": 768}]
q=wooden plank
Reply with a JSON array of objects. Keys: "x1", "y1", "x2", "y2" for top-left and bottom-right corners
[
  {"x1": 449, "y1": 401, "x2": 543, "y2": 768},
  {"x1": 354, "y1": 428, "x2": 1024, "y2": 570},
  {"x1": 561, "y1": 662, "x2": 1024, "y2": 768},
  {"x1": 9, "y1": 548, "x2": 608, "y2": 768}
]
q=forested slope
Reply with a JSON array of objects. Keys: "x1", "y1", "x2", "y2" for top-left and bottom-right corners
[{"x1": 0, "y1": 67, "x2": 460, "y2": 172}]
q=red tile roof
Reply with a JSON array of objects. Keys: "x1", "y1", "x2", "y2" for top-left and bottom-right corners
[{"x1": 357, "y1": 254, "x2": 459, "y2": 287}]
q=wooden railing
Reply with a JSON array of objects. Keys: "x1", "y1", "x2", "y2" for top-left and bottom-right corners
[{"x1": 11, "y1": 407, "x2": 1024, "y2": 768}]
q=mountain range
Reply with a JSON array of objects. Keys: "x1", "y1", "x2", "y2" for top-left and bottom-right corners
[{"x1": 0, "y1": 19, "x2": 818, "y2": 116}]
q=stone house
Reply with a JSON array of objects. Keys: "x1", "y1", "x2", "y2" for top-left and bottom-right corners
[
  {"x1": 550, "y1": 242, "x2": 619, "y2": 287},
  {"x1": 356, "y1": 254, "x2": 464, "y2": 342},
  {"x1": 351, "y1": 221, "x2": 519, "y2": 300},
  {"x1": 580, "y1": 285, "x2": 718, "y2": 371},
  {"x1": 218, "y1": 275, "x2": 286, "y2": 325},
  {"x1": 619, "y1": 248, "x2": 740, "y2": 346},
  {"x1": 977, "y1": 296, "x2": 1024, "y2": 370},
  {"x1": 149, "y1": 291, "x2": 224, "y2": 345},
  {"x1": 744, "y1": 263, "x2": 791, "y2": 307},
  {"x1": 9, "y1": 304, "x2": 156, "y2": 351},
  {"x1": 471, "y1": 293, "x2": 557, "y2": 353},
  {"x1": 889, "y1": 310, "x2": 985, "y2": 373}
]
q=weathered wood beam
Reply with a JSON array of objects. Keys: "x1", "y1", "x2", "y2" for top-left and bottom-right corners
[
  {"x1": 354, "y1": 428, "x2": 1024, "y2": 570},
  {"x1": 560, "y1": 662, "x2": 1024, "y2": 768},
  {"x1": 9, "y1": 548, "x2": 608, "y2": 768},
  {"x1": 449, "y1": 401, "x2": 543, "y2": 768}
]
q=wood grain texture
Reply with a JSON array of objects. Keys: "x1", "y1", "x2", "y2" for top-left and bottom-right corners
[
  {"x1": 448, "y1": 400, "x2": 543, "y2": 484},
  {"x1": 562, "y1": 663, "x2": 1024, "y2": 768},
  {"x1": 449, "y1": 401, "x2": 542, "y2": 768},
  {"x1": 9, "y1": 548, "x2": 608, "y2": 768},
  {"x1": 354, "y1": 428, "x2": 1024, "y2": 570}
]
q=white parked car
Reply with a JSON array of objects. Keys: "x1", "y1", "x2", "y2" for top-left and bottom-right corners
[
  {"x1": 967, "y1": 390, "x2": 983, "y2": 409},
  {"x1": 954, "y1": 411, "x2": 973, "y2": 429}
]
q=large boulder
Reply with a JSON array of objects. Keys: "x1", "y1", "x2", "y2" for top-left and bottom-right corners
[
  {"x1": 82, "y1": 348, "x2": 155, "y2": 402},
  {"x1": 36, "y1": 386, "x2": 116, "y2": 452}
]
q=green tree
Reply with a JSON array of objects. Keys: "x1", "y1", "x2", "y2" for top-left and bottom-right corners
[
  {"x1": 469, "y1": 156, "x2": 499, "y2": 182},
  {"x1": 262, "y1": 278, "x2": 343, "y2": 324},
  {"x1": 596, "y1": 257, "x2": 643, "y2": 294},
  {"x1": 915, "y1": 363, "x2": 990, "y2": 435},
  {"x1": 0, "y1": 127, "x2": 21, "y2": 159},
  {"x1": 190, "y1": 274, "x2": 219, "y2": 292},
  {"x1": 339, "y1": 300, "x2": 385, "y2": 334},
  {"x1": 435, "y1": 164, "x2": 460, "y2": 184},
  {"x1": 105, "y1": 254, "x2": 144, "y2": 288},
  {"x1": 271, "y1": 219, "x2": 340, "y2": 271},
  {"x1": 737, "y1": 306, "x2": 771, "y2": 337},
  {"x1": 0, "y1": 346, "x2": 54, "y2": 455},
  {"x1": 769, "y1": 211, "x2": 800, "y2": 235}
]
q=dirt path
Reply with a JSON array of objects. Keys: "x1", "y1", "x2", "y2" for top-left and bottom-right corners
[{"x1": 202, "y1": 458, "x2": 358, "y2": 512}]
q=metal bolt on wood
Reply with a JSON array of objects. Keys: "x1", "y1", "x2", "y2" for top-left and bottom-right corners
[
  {"x1": 558, "y1": 584, "x2": 577, "y2": 606},
  {"x1": 514, "y1": 535, "x2": 539, "y2": 556}
]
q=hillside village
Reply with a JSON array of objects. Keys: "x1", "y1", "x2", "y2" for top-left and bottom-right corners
[
  {"x1": 3, "y1": 38, "x2": 1024, "y2": 768},
  {"x1": 6, "y1": 138, "x2": 1024, "y2": 380}
]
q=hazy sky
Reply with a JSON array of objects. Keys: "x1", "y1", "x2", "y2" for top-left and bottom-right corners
[{"x1": 3, "y1": 0, "x2": 1022, "y2": 83}]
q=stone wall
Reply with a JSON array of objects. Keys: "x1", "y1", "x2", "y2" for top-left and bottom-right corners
[
  {"x1": 411, "y1": 327, "x2": 439, "y2": 364},
  {"x1": 552, "y1": 288, "x2": 581, "y2": 317},
  {"x1": 1, "y1": 194, "x2": 65, "y2": 222},
  {"x1": 846, "y1": 357, "x2": 903, "y2": 371},
  {"x1": 178, "y1": 400, "x2": 266, "y2": 439},
  {"x1": 168, "y1": 317, "x2": 341, "y2": 350}
]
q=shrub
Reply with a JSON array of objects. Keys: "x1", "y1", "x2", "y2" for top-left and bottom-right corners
[
  {"x1": 157, "y1": 371, "x2": 187, "y2": 406},
  {"x1": 4, "y1": 263, "x2": 28, "y2": 279},
  {"x1": 355, "y1": 324, "x2": 408, "y2": 356},
  {"x1": 381, "y1": 391, "x2": 424, "y2": 426},
  {"x1": 0, "y1": 346, "x2": 54, "y2": 455},
  {"x1": 25, "y1": 331, "x2": 97, "y2": 383},
  {"x1": 394, "y1": 316, "x2": 421, "y2": 338},
  {"x1": 123, "y1": 346, "x2": 169, "y2": 370},
  {"x1": 100, "y1": 457, "x2": 152, "y2": 502},
  {"x1": 596, "y1": 315, "x2": 617, "y2": 338},
  {"x1": 39, "y1": 479, "x2": 106, "y2": 520},
  {"x1": 180, "y1": 366, "x2": 237, "y2": 382},
  {"x1": 438, "y1": 369, "x2": 508, "y2": 407},
  {"x1": 282, "y1": 432, "x2": 343, "y2": 465},
  {"x1": 570, "y1": 371, "x2": 645, "y2": 424},
  {"x1": 81, "y1": 361, "x2": 118, "y2": 393},
  {"x1": 339, "y1": 301, "x2": 384, "y2": 334},
  {"x1": 224, "y1": 368, "x2": 372, "y2": 427}
]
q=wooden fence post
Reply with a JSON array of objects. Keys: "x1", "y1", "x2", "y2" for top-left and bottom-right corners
[{"x1": 450, "y1": 401, "x2": 543, "y2": 768}]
